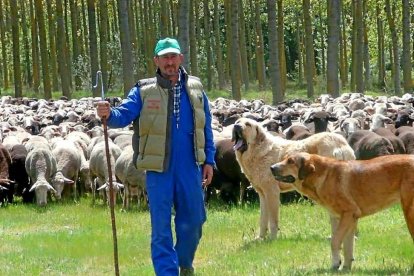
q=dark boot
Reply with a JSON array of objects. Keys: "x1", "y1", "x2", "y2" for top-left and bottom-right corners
[{"x1": 180, "y1": 267, "x2": 195, "y2": 276}]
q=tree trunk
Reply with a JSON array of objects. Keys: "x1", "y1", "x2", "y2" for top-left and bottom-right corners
[
  {"x1": 303, "y1": 0, "x2": 314, "y2": 98},
  {"x1": 87, "y1": 0, "x2": 99, "y2": 96},
  {"x1": 350, "y1": 2, "x2": 355, "y2": 91},
  {"x1": 29, "y1": 0, "x2": 40, "y2": 93},
  {"x1": 255, "y1": 1, "x2": 266, "y2": 90},
  {"x1": 10, "y1": 0, "x2": 22, "y2": 97},
  {"x1": 46, "y1": 0, "x2": 59, "y2": 91},
  {"x1": 376, "y1": 3, "x2": 385, "y2": 89},
  {"x1": 402, "y1": 0, "x2": 412, "y2": 93},
  {"x1": 128, "y1": 1, "x2": 138, "y2": 79},
  {"x1": 69, "y1": 0, "x2": 81, "y2": 90},
  {"x1": 247, "y1": 0, "x2": 256, "y2": 81},
  {"x1": 99, "y1": 0, "x2": 109, "y2": 92},
  {"x1": 277, "y1": 0, "x2": 286, "y2": 95},
  {"x1": 339, "y1": 0, "x2": 347, "y2": 87},
  {"x1": 239, "y1": 0, "x2": 249, "y2": 91},
  {"x1": 35, "y1": 0, "x2": 52, "y2": 98},
  {"x1": 267, "y1": 0, "x2": 283, "y2": 104},
  {"x1": 203, "y1": 0, "x2": 213, "y2": 90},
  {"x1": 56, "y1": 0, "x2": 71, "y2": 98},
  {"x1": 63, "y1": 0, "x2": 73, "y2": 88},
  {"x1": 81, "y1": 0, "x2": 89, "y2": 54},
  {"x1": 118, "y1": 0, "x2": 136, "y2": 95},
  {"x1": 0, "y1": 0, "x2": 8, "y2": 90},
  {"x1": 224, "y1": 0, "x2": 232, "y2": 82},
  {"x1": 178, "y1": 0, "x2": 190, "y2": 71},
  {"x1": 362, "y1": 0, "x2": 370, "y2": 90},
  {"x1": 385, "y1": 0, "x2": 401, "y2": 95},
  {"x1": 189, "y1": 0, "x2": 198, "y2": 75},
  {"x1": 230, "y1": 0, "x2": 241, "y2": 100},
  {"x1": 213, "y1": 0, "x2": 225, "y2": 89},
  {"x1": 141, "y1": 0, "x2": 154, "y2": 76},
  {"x1": 170, "y1": 0, "x2": 177, "y2": 35},
  {"x1": 20, "y1": 0, "x2": 32, "y2": 88},
  {"x1": 326, "y1": 0, "x2": 340, "y2": 97},
  {"x1": 318, "y1": 1, "x2": 326, "y2": 77},
  {"x1": 160, "y1": 0, "x2": 169, "y2": 37},
  {"x1": 354, "y1": 0, "x2": 364, "y2": 93},
  {"x1": 296, "y1": 12, "x2": 303, "y2": 86}
]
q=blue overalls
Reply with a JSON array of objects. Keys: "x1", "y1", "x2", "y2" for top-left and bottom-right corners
[{"x1": 107, "y1": 72, "x2": 215, "y2": 276}]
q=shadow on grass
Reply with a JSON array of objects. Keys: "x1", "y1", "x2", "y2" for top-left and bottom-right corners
[
  {"x1": 205, "y1": 197, "x2": 260, "y2": 212},
  {"x1": 309, "y1": 265, "x2": 414, "y2": 275},
  {"x1": 239, "y1": 234, "x2": 276, "y2": 251}
]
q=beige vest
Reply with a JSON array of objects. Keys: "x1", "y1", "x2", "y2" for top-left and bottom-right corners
[{"x1": 135, "y1": 76, "x2": 206, "y2": 172}]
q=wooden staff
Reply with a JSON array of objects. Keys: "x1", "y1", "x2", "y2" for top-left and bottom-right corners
[{"x1": 94, "y1": 71, "x2": 120, "y2": 276}]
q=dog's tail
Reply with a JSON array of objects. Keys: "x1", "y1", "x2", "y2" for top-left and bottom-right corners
[{"x1": 333, "y1": 145, "x2": 356, "y2": 161}]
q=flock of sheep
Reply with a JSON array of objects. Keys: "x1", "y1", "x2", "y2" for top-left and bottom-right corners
[{"x1": 1, "y1": 91, "x2": 414, "y2": 208}]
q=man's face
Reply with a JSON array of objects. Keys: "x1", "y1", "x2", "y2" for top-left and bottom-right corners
[{"x1": 154, "y1": 53, "x2": 184, "y2": 79}]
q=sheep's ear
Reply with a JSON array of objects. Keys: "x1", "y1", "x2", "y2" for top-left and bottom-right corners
[
  {"x1": 97, "y1": 184, "x2": 108, "y2": 191},
  {"x1": 298, "y1": 157, "x2": 315, "y2": 180},
  {"x1": 29, "y1": 184, "x2": 37, "y2": 192},
  {"x1": 63, "y1": 176, "x2": 75, "y2": 185},
  {"x1": 328, "y1": 115, "x2": 338, "y2": 122}
]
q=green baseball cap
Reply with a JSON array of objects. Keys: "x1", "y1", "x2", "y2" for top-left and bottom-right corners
[{"x1": 154, "y1": 37, "x2": 181, "y2": 56}]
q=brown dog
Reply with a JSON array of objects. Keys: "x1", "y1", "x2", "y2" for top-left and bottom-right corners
[{"x1": 270, "y1": 152, "x2": 414, "y2": 270}]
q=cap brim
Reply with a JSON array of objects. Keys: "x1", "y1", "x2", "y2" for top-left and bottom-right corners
[{"x1": 157, "y1": 48, "x2": 181, "y2": 56}]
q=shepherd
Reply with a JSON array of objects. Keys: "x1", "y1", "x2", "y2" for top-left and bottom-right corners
[{"x1": 96, "y1": 37, "x2": 216, "y2": 276}]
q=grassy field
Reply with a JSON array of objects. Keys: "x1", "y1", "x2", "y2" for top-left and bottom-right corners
[{"x1": 1, "y1": 199, "x2": 413, "y2": 275}]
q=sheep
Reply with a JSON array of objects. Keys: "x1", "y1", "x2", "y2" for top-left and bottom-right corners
[
  {"x1": 0, "y1": 144, "x2": 14, "y2": 204},
  {"x1": 347, "y1": 130, "x2": 394, "y2": 160},
  {"x1": 8, "y1": 144, "x2": 31, "y2": 203},
  {"x1": 339, "y1": 117, "x2": 362, "y2": 138},
  {"x1": 51, "y1": 140, "x2": 82, "y2": 200},
  {"x1": 25, "y1": 148, "x2": 57, "y2": 206},
  {"x1": 65, "y1": 132, "x2": 92, "y2": 195},
  {"x1": 394, "y1": 109, "x2": 414, "y2": 128},
  {"x1": 303, "y1": 110, "x2": 337, "y2": 133},
  {"x1": 113, "y1": 133, "x2": 132, "y2": 149},
  {"x1": 207, "y1": 138, "x2": 253, "y2": 205},
  {"x1": 23, "y1": 136, "x2": 51, "y2": 153},
  {"x1": 369, "y1": 113, "x2": 393, "y2": 131},
  {"x1": 89, "y1": 140, "x2": 123, "y2": 205},
  {"x1": 373, "y1": 127, "x2": 406, "y2": 154},
  {"x1": 284, "y1": 125, "x2": 312, "y2": 140},
  {"x1": 395, "y1": 126, "x2": 414, "y2": 154},
  {"x1": 115, "y1": 147, "x2": 146, "y2": 210}
]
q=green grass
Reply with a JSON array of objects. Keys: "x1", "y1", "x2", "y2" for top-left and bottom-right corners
[{"x1": 1, "y1": 199, "x2": 413, "y2": 275}]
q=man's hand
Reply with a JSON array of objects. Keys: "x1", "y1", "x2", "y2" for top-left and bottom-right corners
[
  {"x1": 96, "y1": 101, "x2": 111, "y2": 119},
  {"x1": 202, "y1": 164, "x2": 214, "y2": 187}
]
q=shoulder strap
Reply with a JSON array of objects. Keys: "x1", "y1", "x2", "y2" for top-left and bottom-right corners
[{"x1": 135, "y1": 77, "x2": 157, "y2": 88}]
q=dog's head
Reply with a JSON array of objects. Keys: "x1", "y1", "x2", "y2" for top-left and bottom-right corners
[
  {"x1": 232, "y1": 118, "x2": 266, "y2": 154},
  {"x1": 270, "y1": 152, "x2": 315, "y2": 183}
]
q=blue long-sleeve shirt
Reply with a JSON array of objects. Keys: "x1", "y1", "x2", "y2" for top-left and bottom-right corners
[{"x1": 106, "y1": 83, "x2": 216, "y2": 166}]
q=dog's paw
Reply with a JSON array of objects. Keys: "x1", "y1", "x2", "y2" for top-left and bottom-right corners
[
  {"x1": 331, "y1": 260, "x2": 342, "y2": 271},
  {"x1": 254, "y1": 235, "x2": 265, "y2": 242}
]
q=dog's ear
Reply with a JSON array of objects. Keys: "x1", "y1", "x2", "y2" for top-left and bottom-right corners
[
  {"x1": 298, "y1": 155, "x2": 315, "y2": 180},
  {"x1": 255, "y1": 125, "x2": 266, "y2": 143}
]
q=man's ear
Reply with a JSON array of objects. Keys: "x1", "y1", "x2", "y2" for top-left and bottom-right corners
[
  {"x1": 298, "y1": 156, "x2": 315, "y2": 180},
  {"x1": 153, "y1": 56, "x2": 159, "y2": 66}
]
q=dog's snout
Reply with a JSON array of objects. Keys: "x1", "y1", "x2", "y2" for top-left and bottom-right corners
[
  {"x1": 233, "y1": 124, "x2": 242, "y2": 132},
  {"x1": 232, "y1": 124, "x2": 242, "y2": 141},
  {"x1": 270, "y1": 164, "x2": 280, "y2": 175}
]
